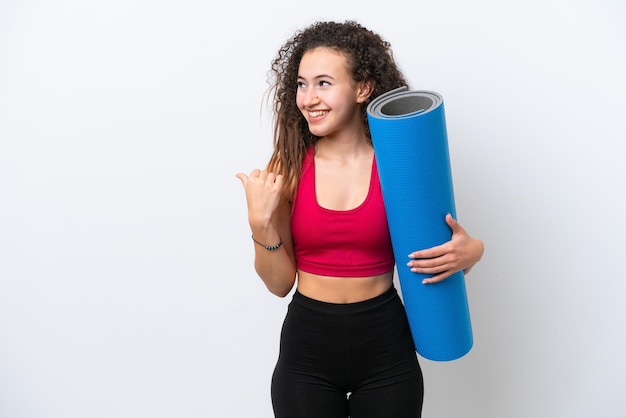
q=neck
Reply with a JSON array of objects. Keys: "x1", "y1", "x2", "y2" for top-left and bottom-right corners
[
  {"x1": 315, "y1": 138, "x2": 372, "y2": 161},
  {"x1": 315, "y1": 121, "x2": 371, "y2": 158}
]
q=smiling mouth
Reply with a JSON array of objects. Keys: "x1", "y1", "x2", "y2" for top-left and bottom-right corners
[{"x1": 308, "y1": 110, "x2": 328, "y2": 117}]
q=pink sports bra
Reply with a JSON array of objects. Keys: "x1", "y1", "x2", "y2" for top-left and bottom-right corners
[{"x1": 290, "y1": 147, "x2": 395, "y2": 277}]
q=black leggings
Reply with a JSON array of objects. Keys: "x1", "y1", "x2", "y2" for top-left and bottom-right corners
[{"x1": 271, "y1": 285, "x2": 423, "y2": 418}]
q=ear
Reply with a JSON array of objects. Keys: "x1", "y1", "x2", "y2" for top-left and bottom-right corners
[{"x1": 356, "y1": 79, "x2": 374, "y2": 104}]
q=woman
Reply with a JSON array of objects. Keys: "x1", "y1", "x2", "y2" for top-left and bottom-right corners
[{"x1": 236, "y1": 20, "x2": 484, "y2": 418}]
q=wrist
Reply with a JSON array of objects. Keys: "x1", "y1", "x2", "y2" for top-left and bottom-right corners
[
  {"x1": 248, "y1": 212, "x2": 273, "y2": 230},
  {"x1": 251, "y1": 235, "x2": 283, "y2": 251}
]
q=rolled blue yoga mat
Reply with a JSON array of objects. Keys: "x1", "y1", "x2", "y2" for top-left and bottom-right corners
[{"x1": 367, "y1": 87, "x2": 473, "y2": 361}]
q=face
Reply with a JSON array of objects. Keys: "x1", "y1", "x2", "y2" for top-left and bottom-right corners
[{"x1": 296, "y1": 47, "x2": 372, "y2": 139}]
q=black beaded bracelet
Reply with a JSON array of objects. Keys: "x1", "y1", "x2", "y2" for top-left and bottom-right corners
[{"x1": 251, "y1": 235, "x2": 283, "y2": 251}]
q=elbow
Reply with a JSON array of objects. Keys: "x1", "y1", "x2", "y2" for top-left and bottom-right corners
[
  {"x1": 265, "y1": 275, "x2": 296, "y2": 298},
  {"x1": 268, "y1": 285, "x2": 292, "y2": 298},
  {"x1": 255, "y1": 268, "x2": 296, "y2": 298},
  {"x1": 253, "y1": 255, "x2": 296, "y2": 297}
]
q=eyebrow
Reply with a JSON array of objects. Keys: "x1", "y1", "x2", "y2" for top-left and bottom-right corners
[{"x1": 297, "y1": 74, "x2": 335, "y2": 81}]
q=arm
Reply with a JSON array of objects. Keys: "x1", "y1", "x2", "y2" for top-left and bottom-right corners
[
  {"x1": 236, "y1": 169, "x2": 297, "y2": 297},
  {"x1": 406, "y1": 213, "x2": 484, "y2": 284}
]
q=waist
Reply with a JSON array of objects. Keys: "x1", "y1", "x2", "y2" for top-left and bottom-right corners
[
  {"x1": 296, "y1": 269, "x2": 394, "y2": 304},
  {"x1": 292, "y1": 281, "x2": 399, "y2": 314}
]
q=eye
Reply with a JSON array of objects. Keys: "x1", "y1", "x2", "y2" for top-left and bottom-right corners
[
  {"x1": 318, "y1": 80, "x2": 331, "y2": 87},
  {"x1": 297, "y1": 81, "x2": 306, "y2": 88}
]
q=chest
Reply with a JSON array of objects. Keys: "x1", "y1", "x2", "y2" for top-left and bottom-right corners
[{"x1": 314, "y1": 158, "x2": 373, "y2": 211}]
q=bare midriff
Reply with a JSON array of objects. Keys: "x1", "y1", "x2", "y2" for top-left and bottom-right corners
[{"x1": 296, "y1": 270, "x2": 394, "y2": 304}]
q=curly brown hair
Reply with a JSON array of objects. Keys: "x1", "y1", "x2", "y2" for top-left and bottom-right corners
[{"x1": 265, "y1": 20, "x2": 408, "y2": 202}]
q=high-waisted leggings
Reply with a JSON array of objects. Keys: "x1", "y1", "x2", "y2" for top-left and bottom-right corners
[{"x1": 271, "y1": 285, "x2": 423, "y2": 418}]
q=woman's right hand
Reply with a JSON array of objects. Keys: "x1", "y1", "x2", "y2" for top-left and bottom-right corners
[
  {"x1": 236, "y1": 169, "x2": 296, "y2": 297},
  {"x1": 235, "y1": 169, "x2": 284, "y2": 228}
]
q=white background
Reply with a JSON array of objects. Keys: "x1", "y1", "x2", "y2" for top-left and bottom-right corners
[{"x1": 1, "y1": 1, "x2": 625, "y2": 417}]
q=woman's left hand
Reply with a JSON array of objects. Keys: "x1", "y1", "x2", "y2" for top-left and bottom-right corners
[{"x1": 407, "y1": 214, "x2": 484, "y2": 284}]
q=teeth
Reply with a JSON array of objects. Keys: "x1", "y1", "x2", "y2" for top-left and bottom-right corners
[{"x1": 309, "y1": 110, "x2": 327, "y2": 117}]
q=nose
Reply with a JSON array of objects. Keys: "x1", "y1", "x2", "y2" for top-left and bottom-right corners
[{"x1": 303, "y1": 88, "x2": 320, "y2": 107}]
